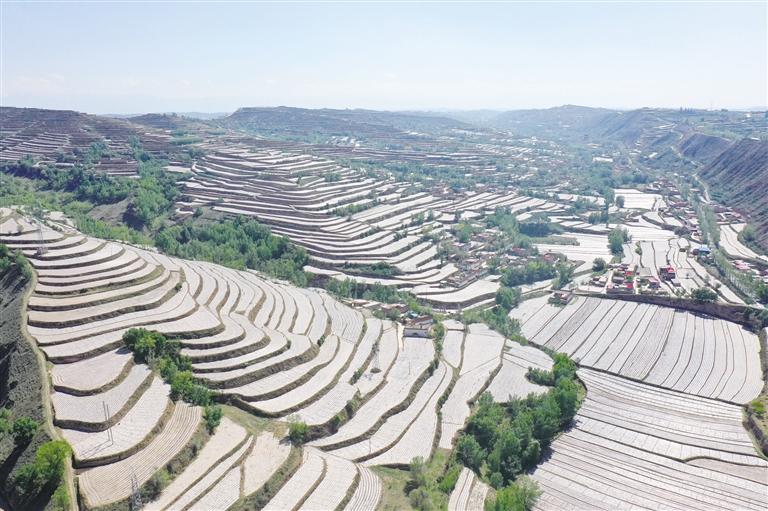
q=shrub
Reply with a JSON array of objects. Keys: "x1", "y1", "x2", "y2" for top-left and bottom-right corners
[
  {"x1": 409, "y1": 487, "x2": 432, "y2": 511},
  {"x1": 437, "y1": 463, "x2": 461, "y2": 493},
  {"x1": 487, "y1": 476, "x2": 542, "y2": 511},
  {"x1": 0, "y1": 408, "x2": 11, "y2": 440},
  {"x1": 592, "y1": 257, "x2": 606, "y2": 272},
  {"x1": 12, "y1": 417, "x2": 38, "y2": 446},
  {"x1": 749, "y1": 399, "x2": 766, "y2": 418},
  {"x1": 51, "y1": 484, "x2": 69, "y2": 511},
  {"x1": 204, "y1": 405, "x2": 223, "y2": 433},
  {"x1": 288, "y1": 419, "x2": 308, "y2": 445},
  {"x1": 144, "y1": 469, "x2": 170, "y2": 500},
  {"x1": 691, "y1": 287, "x2": 718, "y2": 304}
]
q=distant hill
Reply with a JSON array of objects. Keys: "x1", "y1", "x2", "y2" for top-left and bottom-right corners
[
  {"x1": 484, "y1": 106, "x2": 767, "y2": 148},
  {"x1": 0, "y1": 107, "x2": 170, "y2": 162},
  {"x1": 128, "y1": 113, "x2": 214, "y2": 132},
  {"x1": 699, "y1": 137, "x2": 768, "y2": 250},
  {"x1": 485, "y1": 105, "x2": 618, "y2": 139},
  {"x1": 220, "y1": 106, "x2": 469, "y2": 140},
  {"x1": 108, "y1": 111, "x2": 229, "y2": 120}
]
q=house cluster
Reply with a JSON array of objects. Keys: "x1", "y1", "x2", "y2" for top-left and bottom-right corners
[
  {"x1": 402, "y1": 314, "x2": 435, "y2": 338},
  {"x1": 606, "y1": 263, "x2": 637, "y2": 295}
]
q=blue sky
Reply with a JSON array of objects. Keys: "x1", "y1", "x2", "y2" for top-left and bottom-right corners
[{"x1": 1, "y1": 1, "x2": 765, "y2": 113}]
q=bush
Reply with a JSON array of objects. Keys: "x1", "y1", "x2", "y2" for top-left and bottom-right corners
[
  {"x1": 144, "y1": 469, "x2": 170, "y2": 500},
  {"x1": 409, "y1": 487, "x2": 432, "y2": 511},
  {"x1": 748, "y1": 399, "x2": 765, "y2": 418},
  {"x1": 288, "y1": 419, "x2": 308, "y2": 445},
  {"x1": 495, "y1": 286, "x2": 522, "y2": 312},
  {"x1": 487, "y1": 476, "x2": 542, "y2": 511},
  {"x1": 691, "y1": 287, "x2": 718, "y2": 304},
  {"x1": 0, "y1": 408, "x2": 11, "y2": 440},
  {"x1": 204, "y1": 405, "x2": 223, "y2": 433},
  {"x1": 592, "y1": 257, "x2": 606, "y2": 272},
  {"x1": 51, "y1": 484, "x2": 69, "y2": 511},
  {"x1": 12, "y1": 417, "x2": 38, "y2": 446},
  {"x1": 437, "y1": 464, "x2": 461, "y2": 493}
]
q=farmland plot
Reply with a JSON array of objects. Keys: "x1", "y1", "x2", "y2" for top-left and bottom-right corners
[
  {"x1": 532, "y1": 428, "x2": 767, "y2": 511},
  {"x1": 510, "y1": 296, "x2": 763, "y2": 403},
  {"x1": 8, "y1": 206, "x2": 764, "y2": 510},
  {"x1": 578, "y1": 369, "x2": 766, "y2": 466},
  {"x1": 720, "y1": 223, "x2": 768, "y2": 262},
  {"x1": 487, "y1": 341, "x2": 553, "y2": 402},
  {"x1": 438, "y1": 324, "x2": 505, "y2": 449},
  {"x1": 449, "y1": 467, "x2": 488, "y2": 511},
  {"x1": 3, "y1": 218, "x2": 401, "y2": 508},
  {"x1": 532, "y1": 371, "x2": 768, "y2": 511}
]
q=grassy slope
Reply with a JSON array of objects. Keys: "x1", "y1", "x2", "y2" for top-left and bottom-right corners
[{"x1": 0, "y1": 267, "x2": 55, "y2": 510}]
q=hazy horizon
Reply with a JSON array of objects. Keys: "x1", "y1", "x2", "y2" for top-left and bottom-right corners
[{"x1": 2, "y1": 1, "x2": 766, "y2": 114}]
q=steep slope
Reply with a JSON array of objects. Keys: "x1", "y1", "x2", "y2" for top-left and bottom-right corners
[
  {"x1": 679, "y1": 133, "x2": 732, "y2": 164},
  {"x1": 699, "y1": 137, "x2": 768, "y2": 250},
  {"x1": 0, "y1": 265, "x2": 54, "y2": 510}
]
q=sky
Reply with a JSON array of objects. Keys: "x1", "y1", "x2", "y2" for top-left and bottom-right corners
[{"x1": 1, "y1": 1, "x2": 766, "y2": 114}]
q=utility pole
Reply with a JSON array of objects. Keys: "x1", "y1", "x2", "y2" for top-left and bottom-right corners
[{"x1": 130, "y1": 471, "x2": 143, "y2": 511}]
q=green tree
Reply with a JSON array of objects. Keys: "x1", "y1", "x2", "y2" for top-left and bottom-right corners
[
  {"x1": 33, "y1": 440, "x2": 71, "y2": 485},
  {"x1": 496, "y1": 286, "x2": 522, "y2": 312},
  {"x1": 608, "y1": 227, "x2": 629, "y2": 255},
  {"x1": 204, "y1": 405, "x2": 223, "y2": 433},
  {"x1": 592, "y1": 257, "x2": 606, "y2": 272},
  {"x1": 12, "y1": 417, "x2": 38, "y2": 446},
  {"x1": 691, "y1": 287, "x2": 718, "y2": 304},
  {"x1": 603, "y1": 188, "x2": 615, "y2": 208},
  {"x1": 455, "y1": 434, "x2": 486, "y2": 472}
]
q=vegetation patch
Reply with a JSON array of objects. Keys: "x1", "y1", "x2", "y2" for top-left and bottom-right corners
[
  {"x1": 122, "y1": 328, "x2": 222, "y2": 431},
  {"x1": 156, "y1": 216, "x2": 309, "y2": 286}
]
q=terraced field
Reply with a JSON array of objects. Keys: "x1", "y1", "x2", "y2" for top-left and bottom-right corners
[
  {"x1": 3, "y1": 209, "x2": 553, "y2": 509},
  {"x1": 2, "y1": 204, "x2": 765, "y2": 510},
  {"x1": 532, "y1": 369, "x2": 768, "y2": 511},
  {"x1": 174, "y1": 144, "x2": 565, "y2": 302},
  {"x1": 511, "y1": 295, "x2": 763, "y2": 404},
  {"x1": 0, "y1": 212, "x2": 403, "y2": 508}
]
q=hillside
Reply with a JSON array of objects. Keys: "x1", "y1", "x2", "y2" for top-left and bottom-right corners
[
  {"x1": 220, "y1": 106, "x2": 468, "y2": 141},
  {"x1": 700, "y1": 137, "x2": 768, "y2": 250},
  {"x1": 0, "y1": 107, "x2": 178, "y2": 177},
  {"x1": 679, "y1": 132, "x2": 732, "y2": 164},
  {"x1": 0, "y1": 263, "x2": 54, "y2": 510},
  {"x1": 486, "y1": 105, "x2": 618, "y2": 139}
]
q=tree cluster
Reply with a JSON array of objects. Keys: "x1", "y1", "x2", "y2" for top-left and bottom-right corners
[
  {"x1": 122, "y1": 329, "x2": 222, "y2": 430},
  {"x1": 456, "y1": 355, "x2": 580, "y2": 487},
  {"x1": 156, "y1": 216, "x2": 309, "y2": 286},
  {"x1": 500, "y1": 259, "x2": 559, "y2": 287}
]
